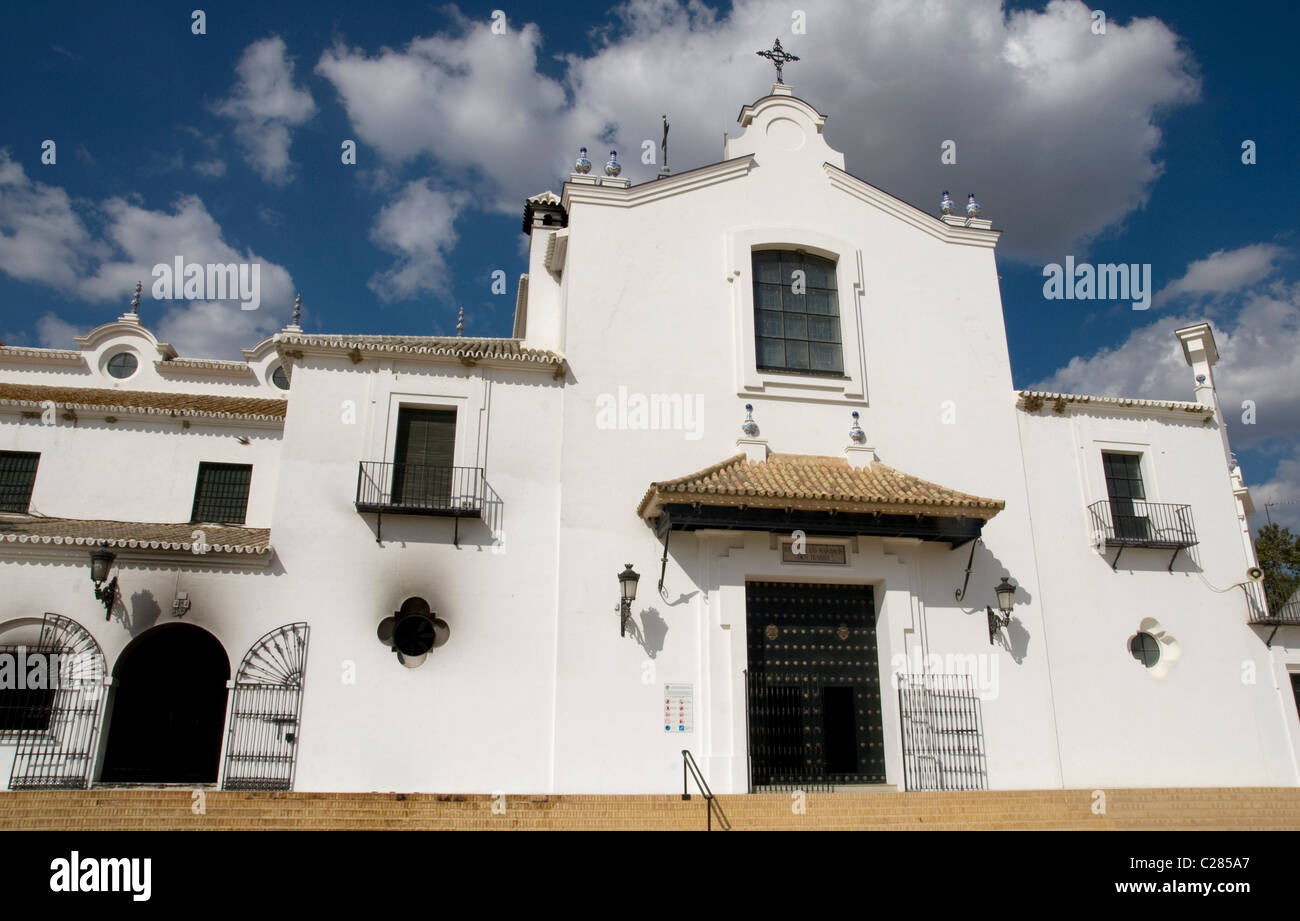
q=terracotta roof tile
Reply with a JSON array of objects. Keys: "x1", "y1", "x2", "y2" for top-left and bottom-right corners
[
  {"x1": 0, "y1": 516, "x2": 271, "y2": 554},
  {"x1": 0, "y1": 383, "x2": 286, "y2": 420},
  {"x1": 637, "y1": 452, "x2": 1004, "y2": 520},
  {"x1": 278, "y1": 333, "x2": 564, "y2": 372}
]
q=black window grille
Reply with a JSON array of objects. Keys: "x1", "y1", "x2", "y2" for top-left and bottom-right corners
[
  {"x1": 752, "y1": 250, "x2": 844, "y2": 376},
  {"x1": 191, "y1": 462, "x2": 253, "y2": 525},
  {"x1": 0, "y1": 451, "x2": 40, "y2": 513},
  {"x1": 1102, "y1": 451, "x2": 1148, "y2": 541},
  {"x1": 0, "y1": 646, "x2": 57, "y2": 735}
]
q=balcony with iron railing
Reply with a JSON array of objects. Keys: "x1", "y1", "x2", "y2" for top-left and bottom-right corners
[
  {"x1": 1087, "y1": 499, "x2": 1197, "y2": 571},
  {"x1": 355, "y1": 462, "x2": 492, "y2": 544},
  {"x1": 1251, "y1": 597, "x2": 1300, "y2": 627}
]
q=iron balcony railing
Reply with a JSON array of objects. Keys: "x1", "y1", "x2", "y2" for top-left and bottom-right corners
[
  {"x1": 1088, "y1": 499, "x2": 1197, "y2": 548},
  {"x1": 1088, "y1": 499, "x2": 1197, "y2": 570},
  {"x1": 355, "y1": 462, "x2": 487, "y2": 517},
  {"x1": 1253, "y1": 598, "x2": 1300, "y2": 626}
]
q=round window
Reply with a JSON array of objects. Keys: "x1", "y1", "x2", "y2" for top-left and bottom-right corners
[
  {"x1": 1129, "y1": 632, "x2": 1160, "y2": 668},
  {"x1": 270, "y1": 366, "x2": 289, "y2": 390},
  {"x1": 106, "y1": 352, "x2": 138, "y2": 379}
]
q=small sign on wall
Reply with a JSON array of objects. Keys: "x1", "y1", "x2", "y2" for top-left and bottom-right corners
[
  {"x1": 780, "y1": 540, "x2": 847, "y2": 564},
  {"x1": 664, "y1": 683, "x2": 693, "y2": 733}
]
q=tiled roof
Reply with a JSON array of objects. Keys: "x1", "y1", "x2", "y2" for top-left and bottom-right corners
[
  {"x1": 1018, "y1": 390, "x2": 1210, "y2": 416},
  {"x1": 522, "y1": 190, "x2": 567, "y2": 234},
  {"x1": 279, "y1": 333, "x2": 565, "y2": 372},
  {"x1": 0, "y1": 383, "x2": 286, "y2": 420},
  {"x1": 637, "y1": 453, "x2": 1005, "y2": 520},
  {"x1": 0, "y1": 516, "x2": 271, "y2": 555}
]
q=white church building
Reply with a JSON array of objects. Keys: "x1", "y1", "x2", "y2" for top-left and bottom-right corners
[{"x1": 2, "y1": 80, "x2": 1299, "y2": 795}]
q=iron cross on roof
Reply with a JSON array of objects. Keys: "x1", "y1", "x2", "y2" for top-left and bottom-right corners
[{"x1": 756, "y1": 38, "x2": 799, "y2": 84}]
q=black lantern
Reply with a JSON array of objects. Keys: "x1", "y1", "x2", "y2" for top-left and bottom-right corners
[
  {"x1": 618, "y1": 563, "x2": 640, "y2": 636},
  {"x1": 89, "y1": 543, "x2": 119, "y2": 619},
  {"x1": 987, "y1": 575, "x2": 1016, "y2": 645},
  {"x1": 994, "y1": 576, "x2": 1016, "y2": 614}
]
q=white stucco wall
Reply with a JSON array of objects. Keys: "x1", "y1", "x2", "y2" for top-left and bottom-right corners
[{"x1": 2, "y1": 87, "x2": 1297, "y2": 794}]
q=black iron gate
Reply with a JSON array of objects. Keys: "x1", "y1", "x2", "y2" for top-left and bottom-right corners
[
  {"x1": 746, "y1": 582, "x2": 884, "y2": 790},
  {"x1": 8, "y1": 614, "x2": 106, "y2": 790},
  {"x1": 221, "y1": 623, "x2": 310, "y2": 791},
  {"x1": 897, "y1": 673, "x2": 988, "y2": 791}
]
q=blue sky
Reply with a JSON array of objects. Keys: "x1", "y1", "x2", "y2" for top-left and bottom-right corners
[{"x1": 1, "y1": 0, "x2": 1297, "y2": 527}]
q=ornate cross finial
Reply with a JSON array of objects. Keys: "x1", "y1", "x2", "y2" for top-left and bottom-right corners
[
  {"x1": 456, "y1": 305, "x2": 464, "y2": 337},
  {"x1": 756, "y1": 38, "x2": 799, "y2": 84},
  {"x1": 292, "y1": 293, "x2": 302, "y2": 326},
  {"x1": 129, "y1": 281, "x2": 141, "y2": 314}
]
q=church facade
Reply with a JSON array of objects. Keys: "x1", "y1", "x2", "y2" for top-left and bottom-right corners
[{"x1": 2, "y1": 84, "x2": 1298, "y2": 795}]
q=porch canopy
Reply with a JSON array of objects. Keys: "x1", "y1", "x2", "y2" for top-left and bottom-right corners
[{"x1": 636, "y1": 452, "x2": 1004, "y2": 545}]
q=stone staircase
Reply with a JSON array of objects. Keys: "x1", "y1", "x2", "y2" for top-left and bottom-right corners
[{"x1": 1, "y1": 787, "x2": 1298, "y2": 830}]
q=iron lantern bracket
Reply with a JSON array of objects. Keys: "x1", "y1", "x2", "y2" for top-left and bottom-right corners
[
  {"x1": 987, "y1": 606, "x2": 1010, "y2": 645},
  {"x1": 95, "y1": 576, "x2": 119, "y2": 620}
]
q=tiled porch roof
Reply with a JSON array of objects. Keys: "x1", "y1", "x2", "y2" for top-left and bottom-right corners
[
  {"x1": 0, "y1": 516, "x2": 272, "y2": 555},
  {"x1": 637, "y1": 452, "x2": 1005, "y2": 520}
]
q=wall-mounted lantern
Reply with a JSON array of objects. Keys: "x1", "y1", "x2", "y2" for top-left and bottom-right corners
[
  {"x1": 618, "y1": 563, "x2": 640, "y2": 637},
  {"x1": 987, "y1": 576, "x2": 1017, "y2": 645},
  {"x1": 89, "y1": 543, "x2": 119, "y2": 620}
]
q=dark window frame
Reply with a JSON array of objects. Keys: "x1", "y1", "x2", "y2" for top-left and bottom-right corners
[
  {"x1": 752, "y1": 249, "x2": 845, "y2": 378},
  {"x1": 391, "y1": 407, "x2": 457, "y2": 508},
  {"x1": 0, "y1": 645, "x2": 59, "y2": 736},
  {"x1": 1129, "y1": 632, "x2": 1160, "y2": 668},
  {"x1": 190, "y1": 462, "x2": 253, "y2": 525},
  {"x1": 0, "y1": 451, "x2": 40, "y2": 513},
  {"x1": 106, "y1": 351, "x2": 139, "y2": 379},
  {"x1": 1102, "y1": 451, "x2": 1150, "y2": 541}
]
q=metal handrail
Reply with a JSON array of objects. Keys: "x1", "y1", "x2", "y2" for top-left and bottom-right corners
[{"x1": 681, "y1": 750, "x2": 730, "y2": 831}]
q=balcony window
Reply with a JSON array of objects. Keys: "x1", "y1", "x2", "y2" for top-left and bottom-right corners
[{"x1": 1103, "y1": 452, "x2": 1148, "y2": 540}]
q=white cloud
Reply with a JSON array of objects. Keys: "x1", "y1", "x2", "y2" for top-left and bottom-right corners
[
  {"x1": 35, "y1": 313, "x2": 81, "y2": 349},
  {"x1": 1250, "y1": 444, "x2": 1300, "y2": 532},
  {"x1": 0, "y1": 151, "x2": 296, "y2": 359},
  {"x1": 1032, "y1": 278, "x2": 1300, "y2": 450},
  {"x1": 0, "y1": 149, "x2": 107, "y2": 290},
  {"x1": 215, "y1": 36, "x2": 317, "y2": 185},
  {"x1": 316, "y1": 0, "x2": 1198, "y2": 261},
  {"x1": 1154, "y1": 244, "x2": 1286, "y2": 305},
  {"x1": 193, "y1": 159, "x2": 227, "y2": 178},
  {"x1": 1033, "y1": 246, "x2": 1300, "y2": 511},
  {"x1": 367, "y1": 180, "x2": 467, "y2": 301}
]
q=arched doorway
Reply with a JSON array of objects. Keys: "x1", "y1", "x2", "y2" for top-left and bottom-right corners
[{"x1": 100, "y1": 624, "x2": 230, "y2": 784}]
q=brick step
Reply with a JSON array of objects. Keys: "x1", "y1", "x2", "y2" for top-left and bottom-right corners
[{"x1": 3, "y1": 788, "x2": 1298, "y2": 830}]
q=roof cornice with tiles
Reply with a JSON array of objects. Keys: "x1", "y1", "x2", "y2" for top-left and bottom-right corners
[
  {"x1": 0, "y1": 345, "x2": 87, "y2": 366},
  {"x1": 276, "y1": 333, "x2": 567, "y2": 377},
  {"x1": 1017, "y1": 390, "x2": 1215, "y2": 422},
  {"x1": 0, "y1": 383, "x2": 286, "y2": 425},
  {"x1": 0, "y1": 515, "x2": 274, "y2": 569}
]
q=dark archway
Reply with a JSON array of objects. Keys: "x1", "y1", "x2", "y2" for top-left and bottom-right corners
[{"x1": 100, "y1": 624, "x2": 230, "y2": 784}]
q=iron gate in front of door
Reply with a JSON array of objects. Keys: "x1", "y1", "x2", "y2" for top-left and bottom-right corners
[
  {"x1": 745, "y1": 581, "x2": 884, "y2": 791},
  {"x1": 221, "y1": 623, "x2": 310, "y2": 791}
]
